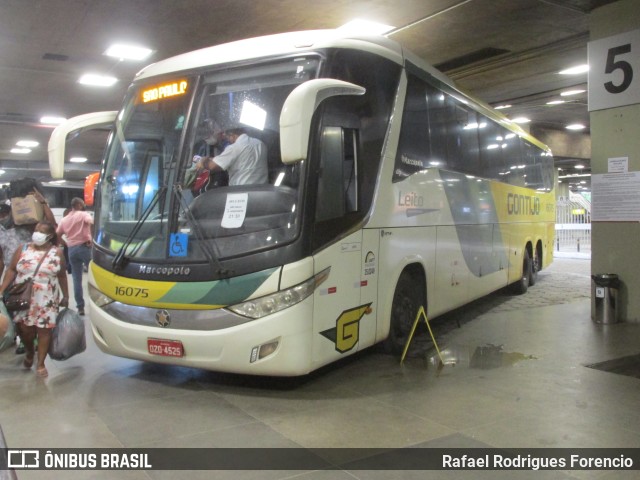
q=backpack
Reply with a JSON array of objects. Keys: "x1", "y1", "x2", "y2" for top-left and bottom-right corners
[{"x1": 191, "y1": 169, "x2": 211, "y2": 196}]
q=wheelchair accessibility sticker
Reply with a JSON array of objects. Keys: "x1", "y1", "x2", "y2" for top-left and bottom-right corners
[{"x1": 169, "y1": 233, "x2": 188, "y2": 257}]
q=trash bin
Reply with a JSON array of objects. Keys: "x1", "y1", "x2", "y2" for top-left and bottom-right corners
[{"x1": 591, "y1": 274, "x2": 620, "y2": 324}]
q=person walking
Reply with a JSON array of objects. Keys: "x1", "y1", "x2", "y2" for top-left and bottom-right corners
[
  {"x1": 0, "y1": 221, "x2": 69, "y2": 377},
  {"x1": 1, "y1": 190, "x2": 57, "y2": 353},
  {"x1": 56, "y1": 198, "x2": 93, "y2": 315}
]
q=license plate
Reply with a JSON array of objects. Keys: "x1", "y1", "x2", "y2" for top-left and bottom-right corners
[{"x1": 147, "y1": 338, "x2": 184, "y2": 357}]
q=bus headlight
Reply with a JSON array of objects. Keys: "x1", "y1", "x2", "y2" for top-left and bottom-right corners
[
  {"x1": 227, "y1": 268, "x2": 329, "y2": 319},
  {"x1": 88, "y1": 283, "x2": 115, "y2": 308}
]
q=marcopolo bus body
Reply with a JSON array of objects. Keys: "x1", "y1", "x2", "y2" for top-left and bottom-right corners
[{"x1": 48, "y1": 30, "x2": 555, "y2": 376}]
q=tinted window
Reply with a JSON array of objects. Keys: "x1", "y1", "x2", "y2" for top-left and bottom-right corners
[{"x1": 396, "y1": 70, "x2": 553, "y2": 191}]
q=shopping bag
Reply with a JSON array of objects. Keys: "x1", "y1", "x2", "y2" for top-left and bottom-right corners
[
  {"x1": 48, "y1": 308, "x2": 86, "y2": 361},
  {"x1": 0, "y1": 300, "x2": 16, "y2": 353}
]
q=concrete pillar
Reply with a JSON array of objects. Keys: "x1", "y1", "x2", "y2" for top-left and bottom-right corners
[{"x1": 590, "y1": 0, "x2": 640, "y2": 322}]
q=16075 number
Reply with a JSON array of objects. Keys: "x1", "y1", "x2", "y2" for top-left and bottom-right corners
[{"x1": 115, "y1": 286, "x2": 149, "y2": 298}]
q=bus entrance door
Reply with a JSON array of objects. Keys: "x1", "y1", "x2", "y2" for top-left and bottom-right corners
[{"x1": 312, "y1": 231, "x2": 366, "y2": 366}]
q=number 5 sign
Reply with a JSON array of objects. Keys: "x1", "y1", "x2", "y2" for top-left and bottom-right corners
[{"x1": 589, "y1": 28, "x2": 640, "y2": 111}]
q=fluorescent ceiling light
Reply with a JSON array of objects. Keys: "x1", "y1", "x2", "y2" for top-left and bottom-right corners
[
  {"x1": 494, "y1": 104, "x2": 512, "y2": 110},
  {"x1": 566, "y1": 124, "x2": 586, "y2": 130},
  {"x1": 559, "y1": 64, "x2": 589, "y2": 75},
  {"x1": 575, "y1": 164, "x2": 585, "y2": 169},
  {"x1": 558, "y1": 173, "x2": 590, "y2": 178},
  {"x1": 560, "y1": 89, "x2": 586, "y2": 96},
  {"x1": 70, "y1": 157, "x2": 88, "y2": 163},
  {"x1": 78, "y1": 74, "x2": 118, "y2": 87},
  {"x1": 40, "y1": 116, "x2": 67, "y2": 125},
  {"x1": 338, "y1": 19, "x2": 395, "y2": 35},
  {"x1": 511, "y1": 117, "x2": 531, "y2": 124},
  {"x1": 0, "y1": 170, "x2": 5, "y2": 176},
  {"x1": 104, "y1": 44, "x2": 153, "y2": 61},
  {"x1": 546, "y1": 100, "x2": 565, "y2": 105},
  {"x1": 16, "y1": 140, "x2": 39, "y2": 148},
  {"x1": 11, "y1": 148, "x2": 31, "y2": 154}
]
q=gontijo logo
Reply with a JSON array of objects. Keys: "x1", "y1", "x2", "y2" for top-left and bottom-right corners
[
  {"x1": 320, "y1": 304, "x2": 372, "y2": 353},
  {"x1": 507, "y1": 193, "x2": 541, "y2": 215}
]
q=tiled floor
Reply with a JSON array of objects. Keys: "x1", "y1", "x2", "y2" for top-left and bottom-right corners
[{"x1": 2, "y1": 254, "x2": 639, "y2": 479}]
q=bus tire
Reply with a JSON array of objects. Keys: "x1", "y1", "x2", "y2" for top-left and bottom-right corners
[
  {"x1": 511, "y1": 249, "x2": 531, "y2": 295},
  {"x1": 529, "y1": 246, "x2": 540, "y2": 286},
  {"x1": 384, "y1": 269, "x2": 425, "y2": 355}
]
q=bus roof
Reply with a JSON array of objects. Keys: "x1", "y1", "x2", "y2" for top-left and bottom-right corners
[
  {"x1": 134, "y1": 30, "x2": 404, "y2": 81},
  {"x1": 134, "y1": 29, "x2": 550, "y2": 154}
]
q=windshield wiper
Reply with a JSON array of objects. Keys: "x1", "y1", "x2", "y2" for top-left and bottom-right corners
[
  {"x1": 112, "y1": 185, "x2": 167, "y2": 270},
  {"x1": 173, "y1": 184, "x2": 234, "y2": 278}
]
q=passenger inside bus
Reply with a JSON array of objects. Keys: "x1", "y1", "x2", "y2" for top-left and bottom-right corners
[
  {"x1": 187, "y1": 156, "x2": 217, "y2": 197},
  {"x1": 183, "y1": 120, "x2": 226, "y2": 202},
  {"x1": 202, "y1": 127, "x2": 268, "y2": 186}
]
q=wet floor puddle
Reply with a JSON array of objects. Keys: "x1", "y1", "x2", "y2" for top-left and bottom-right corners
[{"x1": 420, "y1": 343, "x2": 537, "y2": 374}]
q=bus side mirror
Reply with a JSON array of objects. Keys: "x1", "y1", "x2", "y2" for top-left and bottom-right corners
[
  {"x1": 279, "y1": 79, "x2": 365, "y2": 164},
  {"x1": 48, "y1": 111, "x2": 118, "y2": 178}
]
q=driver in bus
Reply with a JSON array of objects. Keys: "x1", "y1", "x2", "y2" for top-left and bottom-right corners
[{"x1": 201, "y1": 127, "x2": 268, "y2": 186}]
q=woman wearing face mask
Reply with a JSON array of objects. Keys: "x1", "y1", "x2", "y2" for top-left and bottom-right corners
[{"x1": 0, "y1": 221, "x2": 69, "y2": 377}]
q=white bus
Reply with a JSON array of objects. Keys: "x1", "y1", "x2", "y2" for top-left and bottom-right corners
[{"x1": 49, "y1": 30, "x2": 555, "y2": 376}]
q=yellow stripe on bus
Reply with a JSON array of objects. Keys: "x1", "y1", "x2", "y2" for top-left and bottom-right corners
[{"x1": 90, "y1": 263, "x2": 225, "y2": 310}]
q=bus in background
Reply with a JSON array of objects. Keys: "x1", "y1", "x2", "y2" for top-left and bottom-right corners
[
  {"x1": 47, "y1": 30, "x2": 555, "y2": 376},
  {"x1": 40, "y1": 183, "x2": 86, "y2": 224}
]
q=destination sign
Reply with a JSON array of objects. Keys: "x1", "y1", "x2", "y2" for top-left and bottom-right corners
[{"x1": 141, "y1": 80, "x2": 188, "y2": 103}]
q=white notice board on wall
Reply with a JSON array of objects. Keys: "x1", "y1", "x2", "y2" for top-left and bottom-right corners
[
  {"x1": 591, "y1": 172, "x2": 640, "y2": 221},
  {"x1": 589, "y1": 28, "x2": 640, "y2": 112}
]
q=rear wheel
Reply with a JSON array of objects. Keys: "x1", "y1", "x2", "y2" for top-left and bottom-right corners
[
  {"x1": 529, "y1": 247, "x2": 540, "y2": 286},
  {"x1": 384, "y1": 270, "x2": 425, "y2": 355},
  {"x1": 511, "y1": 249, "x2": 531, "y2": 295}
]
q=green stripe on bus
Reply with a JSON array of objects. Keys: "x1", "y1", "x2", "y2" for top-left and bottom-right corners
[{"x1": 157, "y1": 268, "x2": 278, "y2": 306}]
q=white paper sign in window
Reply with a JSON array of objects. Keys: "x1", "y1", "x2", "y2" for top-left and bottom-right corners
[{"x1": 221, "y1": 193, "x2": 248, "y2": 229}]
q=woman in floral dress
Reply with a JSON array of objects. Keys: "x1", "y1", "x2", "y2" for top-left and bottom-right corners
[{"x1": 0, "y1": 221, "x2": 69, "y2": 377}]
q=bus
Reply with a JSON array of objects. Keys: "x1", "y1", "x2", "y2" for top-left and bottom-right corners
[
  {"x1": 40, "y1": 183, "x2": 86, "y2": 223},
  {"x1": 48, "y1": 30, "x2": 555, "y2": 376}
]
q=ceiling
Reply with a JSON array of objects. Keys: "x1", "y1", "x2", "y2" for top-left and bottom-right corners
[{"x1": 0, "y1": 0, "x2": 617, "y2": 192}]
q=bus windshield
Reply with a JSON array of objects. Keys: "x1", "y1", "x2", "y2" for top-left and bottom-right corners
[{"x1": 97, "y1": 57, "x2": 320, "y2": 265}]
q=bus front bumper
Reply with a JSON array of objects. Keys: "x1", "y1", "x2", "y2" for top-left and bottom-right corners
[{"x1": 88, "y1": 297, "x2": 314, "y2": 376}]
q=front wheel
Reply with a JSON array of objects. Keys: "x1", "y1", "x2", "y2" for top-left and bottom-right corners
[{"x1": 383, "y1": 271, "x2": 424, "y2": 355}]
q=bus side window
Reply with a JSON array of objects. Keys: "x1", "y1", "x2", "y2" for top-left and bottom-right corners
[{"x1": 315, "y1": 126, "x2": 359, "y2": 222}]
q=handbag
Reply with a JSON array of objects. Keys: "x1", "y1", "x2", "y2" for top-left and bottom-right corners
[
  {"x1": 49, "y1": 308, "x2": 86, "y2": 361},
  {"x1": 4, "y1": 245, "x2": 52, "y2": 312},
  {"x1": 4, "y1": 279, "x2": 33, "y2": 312}
]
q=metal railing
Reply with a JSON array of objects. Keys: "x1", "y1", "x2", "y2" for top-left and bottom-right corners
[{"x1": 555, "y1": 192, "x2": 591, "y2": 253}]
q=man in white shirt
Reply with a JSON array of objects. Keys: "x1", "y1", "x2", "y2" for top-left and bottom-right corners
[{"x1": 205, "y1": 128, "x2": 268, "y2": 185}]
